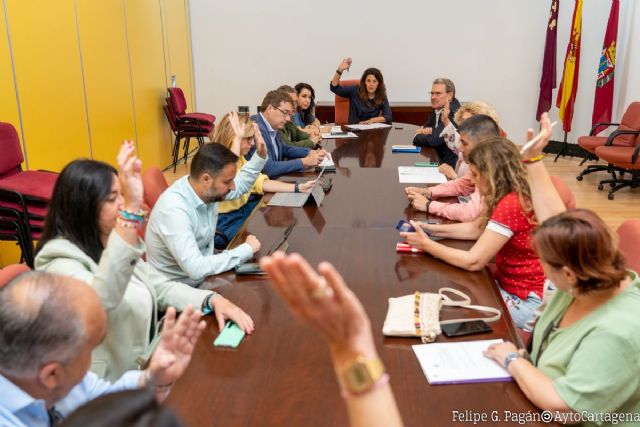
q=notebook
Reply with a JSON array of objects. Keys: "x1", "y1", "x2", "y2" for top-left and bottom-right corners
[{"x1": 268, "y1": 167, "x2": 326, "y2": 207}]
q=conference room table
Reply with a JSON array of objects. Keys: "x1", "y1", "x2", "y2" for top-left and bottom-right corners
[{"x1": 167, "y1": 124, "x2": 554, "y2": 426}]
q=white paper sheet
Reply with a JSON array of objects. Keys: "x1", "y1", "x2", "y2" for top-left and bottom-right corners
[
  {"x1": 412, "y1": 339, "x2": 512, "y2": 385},
  {"x1": 345, "y1": 123, "x2": 392, "y2": 130},
  {"x1": 321, "y1": 131, "x2": 358, "y2": 139},
  {"x1": 398, "y1": 166, "x2": 447, "y2": 184}
]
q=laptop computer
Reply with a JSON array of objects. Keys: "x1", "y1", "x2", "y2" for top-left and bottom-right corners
[{"x1": 268, "y1": 167, "x2": 326, "y2": 207}]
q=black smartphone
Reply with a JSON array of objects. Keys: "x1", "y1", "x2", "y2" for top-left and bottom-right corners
[
  {"x1": 235, "y1": 262, "x2": 266, "y2": 275},
  {"x1": 441, "y1": 320, "x2": 492, "y2": 337}
]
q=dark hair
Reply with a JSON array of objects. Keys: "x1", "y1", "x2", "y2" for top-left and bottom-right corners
[
  {"x1": 358, "y1": 67, "x2": 387, "y2": 107},
  {"x1": 37, "y1": 159, "x2": 117, "y2": 263},
  {"x1": 61, "y1": 388, "x2": 183, "y2": 427},
  {"x1": 189, "y1": 143, "x2": 238, "y2": 180},
  {"x1": 457, "y1": 114, "x2": 500, "y2": 143},
  {"x1": 260, "y1": 90, "x2": 294, "y2": 112},
  {"x1": 295, "y1": 82, "x2": 316, "y2": 126},
  {"x1": 532, "y1": 209, "x2": 627, "y2": 294}
]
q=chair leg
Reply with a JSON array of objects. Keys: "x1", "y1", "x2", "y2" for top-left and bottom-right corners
[
  {"x1": 172, "y1": 134, "x2": 182, "y2": 173},
  {"x1": 576, "y1": 163, "x2": 610, "y2": 181},
  {"x1": 599, "y1": 170, "x2": 640, "y2": 200},
  {"x1": 183, "y1": 137, "x2": 191, "y2": 165}
]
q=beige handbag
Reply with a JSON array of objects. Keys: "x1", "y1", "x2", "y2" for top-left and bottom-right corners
[{"x1": 382, "y1": 288, "x2": 501, "y2": 343}]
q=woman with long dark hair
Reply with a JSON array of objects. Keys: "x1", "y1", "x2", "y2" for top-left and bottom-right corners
[
  {"x1": 35, "y1": 141, "x2": 254, "y2": 381},
  {"x1": 330, "y1": 57, "x2": 392, "y2": 124},
  {"x1": 293, "y1": 82, "x2": 321, "y2": 130}
]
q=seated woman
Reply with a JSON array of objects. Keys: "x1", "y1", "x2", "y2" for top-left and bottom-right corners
[
  {"x1": 400, "y1": 137, "x2": 546, "y2": 330},
  {"x1": 484, "y1": 113, "x2": 640, "y2": 421},
  {"x1": 294, "y1": 82, "x2": 321, "y2": 131},
  {"x1": 330, "y1": 57, "x2": 392, "y2": 124},
  {"x1": 438, "y1": 101, "x2": 500, "y2": 180},
  {"x1": 35, "y1": 141, "x2": 254, "y2": 381},
  {"x1": 214, "y1": 112, "x2": 316, "y2": 249}
]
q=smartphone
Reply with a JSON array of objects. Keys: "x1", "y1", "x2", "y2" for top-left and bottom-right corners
[
  {"x1": 235, "y1": 262, "x2": 266, "y2": 275},
  {"x1": 395, "y1": 220, "x2": 416, "y2": 233},
  {"x1": 213, "y1": 321, "x2": 246, "y2": 348},
  {"x1": 415, "y1": 161, "x2": 439, "y2": 167},
  {"x1": 441, "y1": 320, "x2": 492, "y2": 337}
]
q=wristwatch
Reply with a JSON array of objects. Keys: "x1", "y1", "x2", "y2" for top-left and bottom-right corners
[
  {"x1": 294, "y1": 182, "x2": 300, "y2": 193},
  {"x1": 503, "y1": 352, "x2": 521, "y2": 370},
  {"x1": 338, "y1": 355, "x2": 386, "y2": 395}
]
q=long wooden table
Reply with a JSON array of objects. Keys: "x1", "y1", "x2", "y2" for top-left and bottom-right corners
[{"x1": 167, "y1": 124, "x2": 550, "y2": 426}]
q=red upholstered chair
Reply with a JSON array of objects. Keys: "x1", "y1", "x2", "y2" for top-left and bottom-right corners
[
  {"x1": 550, "y1": 176, "x2": 576, "y2": 209},
  {"x1": 593, "y1": 137, "x2": 640, "y2": 199},
  {"x1": 576, "y1": 102, "x2": 640, "y2": 181},
  {"x1": 0, "y1": 264, "x2": 30, "y2": 288},
  {"x1": 164, "y1": 98, "x2": 213, "y2": 172},
  {"x1": 167, "y1": 87, "x2": 215, "y2": 126},
  {"x1": 334, "y1": 80, "x2": 359, "y2": 125},
  {"x1": 142, "y1": 166, "x2": 168, "y2": 210},
  {"x1": 617, "y1": 219, "x2": 640, "y2": 273}
]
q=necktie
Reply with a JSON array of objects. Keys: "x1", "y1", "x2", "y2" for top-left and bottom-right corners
[{"x1": 47, "y1": 406, "x2": 64, "y2": 427}]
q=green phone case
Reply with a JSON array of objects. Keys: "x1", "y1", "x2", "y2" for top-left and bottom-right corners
[
  {"x1": 415, "y1": 161, "x2": 439, "y2": 167},
  {"x1": 213, "y1": 322, "x2": 246, "y2": 348}
]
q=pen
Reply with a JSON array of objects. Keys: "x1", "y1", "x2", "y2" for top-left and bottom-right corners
[{"x1": 520, "y1": 121, "x2": 558, "y2": 154}]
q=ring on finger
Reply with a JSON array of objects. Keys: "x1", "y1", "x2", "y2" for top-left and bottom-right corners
[{"x1": 311, "y1": 277, "x2": 332, "y2": 299}]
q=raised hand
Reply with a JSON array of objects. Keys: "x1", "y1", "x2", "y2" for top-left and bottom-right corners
[
  {"x1": 228, "y1": 111, "x2": 246, "y2": 155},
  {"x1": 337, "y1": 57, "x2": 352, "y2": 73},
  {"x1": 253, "y1": 123, "x2": 268, "y2": 158},
  {"x1": 146, "y1": 306, "x2": 206, "y2": 399},
  {"x1": 442, "y1": 101, "x2": 451, "y2": 126},
  {"x1": 521, "y1": 112, "x2": 553, "y2": 160},
  {"x1": 116, "y1": 140, "x2": 143, "y2": 211}
]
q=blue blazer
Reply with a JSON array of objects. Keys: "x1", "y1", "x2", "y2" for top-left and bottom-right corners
[{"x1": 248, "y1": 114, "x2": 309, "y2": 178}]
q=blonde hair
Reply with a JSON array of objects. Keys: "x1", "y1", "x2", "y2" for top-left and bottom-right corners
[
  {"x1": 467, "y1": 137, "x2": 532, "y2": 227},
  {"x1": 212, "y1": 113, "x2": 255, "y2": 150},
  {"x1": 455, "y1": 101, "x2": 500, "y2": 125}
]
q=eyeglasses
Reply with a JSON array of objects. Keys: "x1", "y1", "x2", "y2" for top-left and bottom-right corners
[{"x1": 274, "y1": 106, "x2": 294, "y2": 117}]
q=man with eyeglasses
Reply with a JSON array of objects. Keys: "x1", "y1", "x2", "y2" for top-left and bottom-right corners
[
  {"x1": 412, "y1": 78, "x2": 461, "y2": 167},
  {"x1": 250, "y1": 90, "x2": 328, "y2": 179}
]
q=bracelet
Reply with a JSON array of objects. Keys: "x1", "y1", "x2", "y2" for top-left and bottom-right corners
[
  {"x1": 425, "y1": 200, "x2": 432, "y2": 214},
  {"x1": 117, "y1": 217, "x2": 141, "y2": 229},
  {"x1": 340, "y1": 374, "x2": 390, "y2": 399},
  {"x1": 119, "y1": 209, "x2": 147, "y2": 228},
  {"x1": 336, "y1": 69, "x2": 343, "y2": 76},
  {"x1": 523, "y1": 154, "x2": 545, "y2": 164},
  {"x1": 503, "y1": 352, "x2": 522, "y2": 370},
  {"x1": 294, "y1": 182, "x2": 300, "y2": 193},
  {"x1": 202, "y1": 291, "x2": 219, "y2": 315},
  {"x1": 144, "y1": 369, "x2": 174, "y2": 391}
]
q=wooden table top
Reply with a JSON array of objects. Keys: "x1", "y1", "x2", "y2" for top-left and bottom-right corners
[{"x1": 166, "y1": 124, "x2": 549, "y2": 427}]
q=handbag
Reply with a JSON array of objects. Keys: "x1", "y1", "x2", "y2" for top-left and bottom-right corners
[{"x1": 382, "y1": 287, "x2": 501, "y2": 343}]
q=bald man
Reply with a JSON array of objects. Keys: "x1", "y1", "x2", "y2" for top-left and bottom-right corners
[{"x1": 0, "y1": 271, "x2": 205, "y2": 426}]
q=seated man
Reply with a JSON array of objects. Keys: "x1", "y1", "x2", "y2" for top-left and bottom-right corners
[
  {"x1": 412, "y1": 78, "x2": 461, "y2": 167},
  {"x1": 146, "y1": 142, "x2": 265, "y2": 286},
  {"x1": 405, "y1": 115, "x2": 500, "y2": 222},
  {"x1": 0, "y1": 271, "x2": 204, "y2": 426},
  {"x1": 276, "y1": 85, "x2": 320, "y2": 149},
  {"x1": 250, "y1": 89, "x2": 327, "y2": 179}
]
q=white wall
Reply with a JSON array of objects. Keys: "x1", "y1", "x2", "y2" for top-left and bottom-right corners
[{"x1": 189, "y1": 0, "x2": 639, "y2": 143}]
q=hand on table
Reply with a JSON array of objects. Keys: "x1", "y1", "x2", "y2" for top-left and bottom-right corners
[{"x1": 210, "y1": 294, "x2": 255, "y2": 334}]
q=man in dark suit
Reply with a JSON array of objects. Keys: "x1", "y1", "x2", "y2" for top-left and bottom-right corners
[
  {"x1": 412, "y1": 78, "x2": 461, "y2": 167},
  {"x1": 249, "y1": 90, "x2": 327, "y2": 178}
]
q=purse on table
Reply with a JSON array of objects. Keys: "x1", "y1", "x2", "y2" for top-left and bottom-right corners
[{"x1": 382, "y1": 288, "x2": 501, "y2": 343}]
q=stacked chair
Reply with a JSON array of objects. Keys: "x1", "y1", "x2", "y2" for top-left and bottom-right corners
[
  {"x1": 0, "y1": 122, "x2": 58, "y2": 267},
  {"x1": 164, "y1": 87, "x2": 216, "y2": 172}
]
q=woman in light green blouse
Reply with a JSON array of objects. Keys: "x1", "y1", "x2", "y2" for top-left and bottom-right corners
[{"x1": 484, "y1": 114, "x2": 640, "y2": 426}]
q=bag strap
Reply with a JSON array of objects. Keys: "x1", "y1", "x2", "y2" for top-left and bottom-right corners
[{"x1": 437, "y1": 287, "x2": 501, "y2": 324}]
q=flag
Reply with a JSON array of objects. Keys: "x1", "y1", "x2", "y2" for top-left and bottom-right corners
[
  {"x1": 556, "y1": 0, "x2": 583, "y2": 132},
  {"x1": 536, "y1": 0, "x2": 560, "y2": 121},
  {"x1": 591, "y1": 0, "x2": 619, "y2": 135}
]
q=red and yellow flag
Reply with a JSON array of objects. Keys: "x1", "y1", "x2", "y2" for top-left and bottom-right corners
[
  {"x1": 556, "y1": 0, "x2": 583, "y2": 132},
  {"x1": 536, "y1": 0, "x2": 560, "y2": 121},
  {"x1": 591, "y1": 0, "x2": 619, "y2": 135}
]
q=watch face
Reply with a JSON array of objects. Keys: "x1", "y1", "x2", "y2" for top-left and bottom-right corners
[{"x1": 345, "y1": 362, "x2": 373, "y2": 393}]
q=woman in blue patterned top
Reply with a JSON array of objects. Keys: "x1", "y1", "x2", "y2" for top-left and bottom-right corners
[{"x1": 293, "y1": 82, "x2": 321, "y2": 132}]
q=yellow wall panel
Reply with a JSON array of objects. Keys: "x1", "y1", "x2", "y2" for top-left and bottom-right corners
[
  {"x1": 0, "y1": 1, "x2": 23, "y2": 160},
  {"x1": 5, "y1": 0, "x2": 90, "y2": 172},
  {"x1": 162, "y1": 0, "x2": 195, "y2": 109},
  {"x1": 0, "y1": 242, "x2": 23, "y2": 267},
  {"x1": 75, "y1": 0, "x2": 135, "y2": 164},
  {"x1": 125, "y1": 0, "x2": 172, "y2": 169}
]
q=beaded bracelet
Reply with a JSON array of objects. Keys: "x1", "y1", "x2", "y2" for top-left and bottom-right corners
[
  {"x1": 523, "y1": 154, "x2": 545, "y2": 164},
  {"x1": 117, "y1": 217, "x2": 140, "y2": 229},
  {"x1": 119, "y1": 209, "x2": 147, "y2": 228}
]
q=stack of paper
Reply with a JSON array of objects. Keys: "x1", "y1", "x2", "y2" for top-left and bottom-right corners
[
  {"x1": 321, "y1": 127, "x2": 358, "y2": 139},
  {"x1": 398, "y1": 166, "x2": 447, "y2": 184},
  {"x1": 319, "y1": 153, "x2": 335, "y2": 167},
  {"x1": 412, "y1": 339, "x2": 512, "y2": 384},
  {"x1": 345, "y1": 123, "x2": 392, "y2": 130}
]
